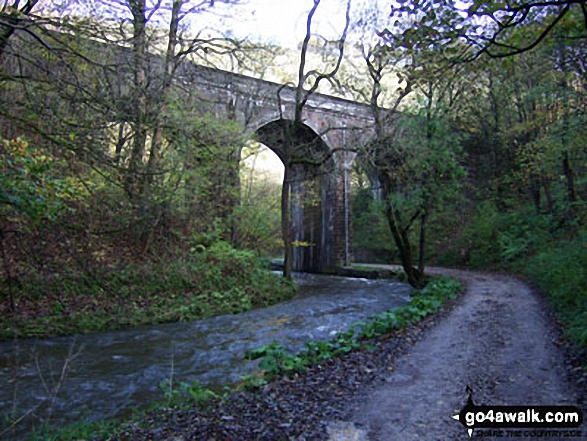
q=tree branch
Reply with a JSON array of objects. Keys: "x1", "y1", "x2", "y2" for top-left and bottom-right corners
[{"x1": 483, "y1": 4, "x2": 571, "y2": 59}]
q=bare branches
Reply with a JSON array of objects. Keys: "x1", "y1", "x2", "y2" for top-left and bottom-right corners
[
  {"x1": 0, "y1": 340, "x2": 83, "y2": 438},
  {"x1": 0, "y1": 0, "x2": 39, "y2": 56},
  {"x1": 387, "y1": 1, "x2": 586, "y2": 64},
  {"x1": 469, "y1": 3, "x2": 573, "y2": 60},
  {"x1": 295, "y1": 0, "x2": 320, "y2": 124},
  {"x1": 295, "y1": 0, "x2": 351, "y2": 123}
]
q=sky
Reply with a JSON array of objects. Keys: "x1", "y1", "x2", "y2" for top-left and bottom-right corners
[{"x1": 210, "y1": 0, "x2": 358, "y2": 48}]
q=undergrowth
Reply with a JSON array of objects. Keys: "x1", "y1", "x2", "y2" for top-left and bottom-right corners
[
  {"x1": 0, "y1": 241, "x2": 295, "y2": 339},
  {"x1": 524, "y1": 235, "x2": 587, "y2": 349}
]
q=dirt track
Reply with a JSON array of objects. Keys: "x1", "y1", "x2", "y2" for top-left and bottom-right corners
[{"x1": 329, "y1": 268, "x2": 586, "y2": 440}]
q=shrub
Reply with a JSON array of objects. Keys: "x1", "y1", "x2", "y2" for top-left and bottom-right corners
[
  {"x1": 0, "y1": 241, "x2": 294, "y2": 339},
  {"x1": 524, "y1": 233, "x2": 587, "y2": 349}
]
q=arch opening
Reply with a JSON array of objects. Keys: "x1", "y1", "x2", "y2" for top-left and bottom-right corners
[{"x1": 238, "y1": 141, "x2": 284, "y2": 258}]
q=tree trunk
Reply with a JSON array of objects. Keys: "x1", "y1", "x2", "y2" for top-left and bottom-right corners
[
  {"x1": 418, "y1": 211, "x2": 427, "y2": 275},
  {"x1": 114, "y1": 122, "x2": 126, "y2": 166},
  {"x1": 529, "y1": 176, "x2": 542, "y2": 214},
  {"x1": 384, "y1": 200, "x2": 422, "y2": 288},
  {"x1": 542, "y1": 178, "x2": 554, "y2": 215},
  {"x1": 126, "y1": 0, "x2": 149, "y2": 200},
  {"x1": 141, "y1": 0, "x2": 181, "y2": 199}
]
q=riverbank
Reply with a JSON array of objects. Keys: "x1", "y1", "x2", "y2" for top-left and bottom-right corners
[
  {"x1": 0, "y1": 244, "x2": 295, "y2": 341},
  {"x1": 1, "y1": 273, "x2": 413, "y2": 440}
]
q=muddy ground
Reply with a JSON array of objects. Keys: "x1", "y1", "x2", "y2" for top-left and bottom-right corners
[
  {"x1": 330, "y1": 267, "x2": 586, "y2": 440},
  {"x1": 107, "y1": 268, "x2": 586, "y2": 440}
]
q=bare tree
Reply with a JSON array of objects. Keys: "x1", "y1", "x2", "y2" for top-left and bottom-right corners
[
  {"x1": 0, "y1": 0, "x2": 255, "y2": 263},
  {"x1": 277, "y1": 0, "x2": 351, "y2": 280}
]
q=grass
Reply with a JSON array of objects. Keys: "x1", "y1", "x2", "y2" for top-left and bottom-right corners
[
  {"x1": 24, "y1": 420, "x2": 120, "y2": 441},
  {"x1": 350, "y1": 264, "x2": 395, "y2": 272}
]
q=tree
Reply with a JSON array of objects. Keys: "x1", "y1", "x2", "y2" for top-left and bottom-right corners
[
  {"x1": 360, "y1": 100, "x2": 466, "y2": 287},
  {"x1": 483, "y1": 30, "x2": 585, "y2": 220},
  {"x1": 277, "y1": 0, "x2": 351, "y2": 280},
  {"x1": 0, "y1": 0, "x2": 266, "y2": 308},
  {"x1": 0, "y1": 0, "x2": 252, "y2": 248},
  {"x1": 0, "y1": 0, "x2": 39, "y2": 56},
  {"x1": 349, "y1": 3, "x2": 470, "y2": 286},
  {"x1": 381, "y1": 1, "x2": 587, "y2": 62}
]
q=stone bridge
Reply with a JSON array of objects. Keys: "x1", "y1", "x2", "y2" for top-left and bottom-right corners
[
  {"x1": 4, "y1": 31, "x2": 377, "y2": 272},
  {"x1": 177, "y1": 63, "x2": 376, "y2": 272}
]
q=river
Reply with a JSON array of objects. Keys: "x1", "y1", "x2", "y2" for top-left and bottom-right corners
[{"x1": 0, "y1": 272, "x2": 411, "y2": 438}]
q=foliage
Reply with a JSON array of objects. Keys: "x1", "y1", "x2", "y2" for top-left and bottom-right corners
[
  {"x1": 0, "y1": 137, "x2": 81, "y2": 311},
  {"x1": 0, "y1": 138, "x2": 76, "y2": 223},
  {"x1": 0, "y1": 33, "x2": 254, "y2": 322},
  {"x1": 160, "y1": 111, "x2": 246, "y2": 227},
  {"x1": 159, "y1": 378, "x2": 219, "y2": 408},
  {"x1": 524, "y1": 233, "x2": 587, "y2": 349},
  {"x1": 244, "y1": 275, "x2": 461, "y2": 383},
  {"x1": 245, "y1": 342, "x2": 307, "y2": 378},
  {"x1": 233, "y1": 147, "x2": 283, "y2": 256},
  {"x1": 0, "y1": 242, "x2": 295, "y2": 339},
  {"x1": 384, "y1": 0, "x2": 586, "y2": 61},
  {"x1": 360, "y1": 108, "x2": 467, "y2": 286},
  {"x1": 351, "y1": 185, "x2": 394, "y2": 260}
]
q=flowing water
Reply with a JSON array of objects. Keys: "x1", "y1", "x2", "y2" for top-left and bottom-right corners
[{"x1": 0, "y1": 273, "x2": 411, "y2": 438}]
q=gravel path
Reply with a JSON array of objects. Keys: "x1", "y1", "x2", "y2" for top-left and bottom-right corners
[{"x1": 329, "y1": 268, "x2": 586, "y2": 440}]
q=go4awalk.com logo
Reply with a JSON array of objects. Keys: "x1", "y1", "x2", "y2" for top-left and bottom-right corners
[{"x1": 451, "y1": 387, "x2": 584, "y2": 438}]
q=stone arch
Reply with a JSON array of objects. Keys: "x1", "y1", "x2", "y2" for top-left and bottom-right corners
[
  {"x1": 249, "y1": 111, "x2": 335, "y2": 152},
  {"x1": 254, "y1": 118, "x2": 339, "y2": 272}
]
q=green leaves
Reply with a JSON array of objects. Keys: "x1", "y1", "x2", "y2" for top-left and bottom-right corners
[
  {"x1": 159, "y1": 378, "x2": 219, "y2": 407},
  {"x1": 386, "y1": 0, "x2": 584, "y2": 61},
  {"x1": 514, "y1": 227, "x2": 587, "y2": 350},
  {"x1": 245, "y1": 342, "x2": 306, "y2": 376},
  {"x1": 0, "y1": 138, "x2": 77, "y2": 224},
  {"x1": 0, "y1": 244, "x2": 295, "y2": 339}
]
